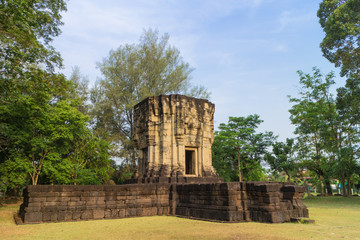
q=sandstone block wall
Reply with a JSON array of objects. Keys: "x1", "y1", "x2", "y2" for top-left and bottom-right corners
[
  {"x1": 126, "y1": 176, "x2": 224, "y2": 184},
  {"x1": 174, "y1": 182, "x2": 308, "y2": 223},
  {"x1": 19, "y1": 184, "x2": 171, "y2": 224},
  {"x1": 175, "y1": 182, "x2": 244, "y2": 222},
  {"x1": 245, "y1": 182, "x2": 309, "y2": 223},
  {"x1": 19, "y1": 182, "x2": 308, "y2": 224}
]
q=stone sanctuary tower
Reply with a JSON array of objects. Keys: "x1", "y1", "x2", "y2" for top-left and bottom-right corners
[{"x1": 129, "y1": 94, "x2": 222, "y2": 183}]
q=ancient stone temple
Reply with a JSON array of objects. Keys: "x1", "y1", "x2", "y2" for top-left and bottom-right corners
[
  {"x1": 129, "y1": 95, "x2": 222, "y2": 183},
  {"x1": 18, "y1": 94, "x2": 309, "y2": 224}
]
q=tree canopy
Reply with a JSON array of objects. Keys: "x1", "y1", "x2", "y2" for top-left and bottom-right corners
[
  {"x1": 0, "y1": 0, "x2": 67, "y2": 79},
  {"x1": 0, "y1": 0, "x2": 112, "y2": 194},
  {"x1": 212, "y1": 115, "x2": 276, "y2": 182},
  {"x1": 265, "y1": 138, "x2": 297, "y2": 182},
  {"x1": 318, "y1": 0, "x2": 360, "y2": 76},
  {"x1": 288, "y1": 67, "x2": 360, "y2": 196}
]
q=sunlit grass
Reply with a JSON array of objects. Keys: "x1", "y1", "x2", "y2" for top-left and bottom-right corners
[{"x1": 1, "y1": 197, "x2": 360, "y2": 240}]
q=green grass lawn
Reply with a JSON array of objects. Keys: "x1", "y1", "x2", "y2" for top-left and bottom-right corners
[{"x1": 1, "y1": 196, "x2": 360, "y2": 240}]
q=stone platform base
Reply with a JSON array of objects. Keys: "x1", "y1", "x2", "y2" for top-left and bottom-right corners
[
  {"x1": 125, "y1": 176, "x2": 224, "y2": 184},
  {"x1": 18, "y1": 182, "x2": 308, "y2": 224}
]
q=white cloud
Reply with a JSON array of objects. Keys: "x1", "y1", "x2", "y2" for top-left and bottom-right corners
[
  {"x1": 272, "y1": 43, "x2": 289, "y2": 52},
  {"x1": 275, "y1": 10, "x2": 315, "y2": 33},
  {"x1": 278, "y1": 10, "x2": 292, "y2": 32}
]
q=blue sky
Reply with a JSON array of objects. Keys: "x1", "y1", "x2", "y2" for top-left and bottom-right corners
[{"x1": 53, "y1": 0, "x2": 344, "y2": 141}]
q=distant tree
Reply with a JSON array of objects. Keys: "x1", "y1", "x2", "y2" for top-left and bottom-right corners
[
  {"x1": 69, "y1": 66, "x2": 90, "y2": 114},
  {"x1": 110, "y1": 161, "x2": 134, "y2": 185},
  {"x1": 212, "y1": 115, "x2": 276, "y2": 182},
  {"x1": 318, "y1": 0, "x2": 360, "y2": 77},
  {"x1": 92, "y1": 28, "x2": 210, "y2": 171},
  {"x1": 265, "y1": 138, "x2": 297, "y2": 182}
]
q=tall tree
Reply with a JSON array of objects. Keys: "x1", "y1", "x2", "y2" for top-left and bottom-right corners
[
  {"x1": 212, "y1": 115, "x2": 275, "y2": 182},
  {"x1": 0, "y1": 1, "x2": 113, "y2": 192},
  {"x1": 1, "y1": 0, "x2": 68, "y2": 156},
  {"x1": 1, "y1": 0, "x2": 68, "y2": 188},
  {"x1": 335, "y1": 73, "x2": 360, "y2": 195},
  {"x1": 93, "y1": 29, "x2": 210, "y2": 170},
  {"x1": 318, "y1": 0, "x2": 360, "y2": 77},
  {"x1": 289, "y1": 68, "x2": 337, "y2": 195},
  {"x1": 317, "y1": 0, "x2": 360, "y2": 196}
]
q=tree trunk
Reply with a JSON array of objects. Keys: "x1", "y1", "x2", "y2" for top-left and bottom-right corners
[
  {"x1": 286, "y1": 172, "x2": 291, "y2": 182},
  {"x1": 325, "y1": 178, "x2": 333, "y2": 196},
  {"x1": 304, "y1": 178, "x2": 311, "y2": 198},
  {"x1": 341, "y1": 175, "x2": 347, "y2": 197},
  {"x1": 31, "y1": 175, "x2": 38, "y2": 185},
  {"x1": 237, "y1": 150, "x2": 242, "y2": 182},
  {"x1": 347, "y1": 176, "x2": 351, "y2": 196},
  {"x1": 319, "y1": 175, "x2": 324, "y2": 195}
]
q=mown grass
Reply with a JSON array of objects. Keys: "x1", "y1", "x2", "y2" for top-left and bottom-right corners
[{"x1": 1, "y1": 196, "x2": 359, "y2": 240}]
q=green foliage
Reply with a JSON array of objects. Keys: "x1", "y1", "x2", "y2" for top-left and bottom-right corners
[
  {"x1": 0, "y1": 1, "x2": 113, "y2": 193},
  {"x1": 0, "y1": 0, "x2": 67, "y2": 98},
  {"x1": 265, "y1": 138, "x2": 297, "y2": 182},
  {"x1": 296, "y1": 0, "x2": 360, "y2": 195},
  {"x1": 212, "y1": 115, "x2": 275, "y2": 182},
  {"x1": 334, "y1": 73, "x2": 360, "y2": 193},
  {"x1": 212, "y1": 137, "x2": 238, "y2": 182},
  {"x1": 0, "y1": 154, "x2": 30, "y2": 195},
  {"x1": 1, "y1": 0, "x2": 66, "y2": 74},
  {"x1": 289, "y1": 67, "x2": 360, "y2": 196},
  {"x1": 92, "y1": 28, "x2": 210, "y2": 167},
  {"x1": 318, "y1": 0, "x2": 360, "y2": 76},
  {"x1": 1, "y1": 73, "x2": 112, "y2": 188},
  {"x1": 1, "y1": 0, "x2": 68, "y2": 159},
  {"x1": 110, "y1": 161, "x2": 134, "y2": 184},
  {"x1": 289, "y1": 68, "x2": 337, "y2": 194},
  {"x1": 73, "y1": 136, "x2": 112, "y2": 185}
]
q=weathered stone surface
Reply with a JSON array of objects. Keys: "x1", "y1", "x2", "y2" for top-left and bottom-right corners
[{"x1": 132, "y1": 95, "x2": 219, "y2": 182}]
